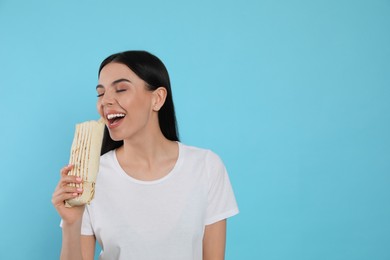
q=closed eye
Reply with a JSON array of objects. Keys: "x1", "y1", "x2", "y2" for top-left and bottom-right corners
[
  {"x1": 116, "y1": 89, "x2": 126, "y2": 93},
  {"x1": 97, "y1": 93, "x2": 104, "y2": 97}
]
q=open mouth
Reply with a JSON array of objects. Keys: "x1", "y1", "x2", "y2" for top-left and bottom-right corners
[{"x1": 106, "y1": 113, "x2": 126, "y2": 126}]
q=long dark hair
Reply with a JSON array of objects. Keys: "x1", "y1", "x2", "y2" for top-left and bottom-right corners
[{"x1": 98, "y1": 50, "x2": 179, "y2": 155}]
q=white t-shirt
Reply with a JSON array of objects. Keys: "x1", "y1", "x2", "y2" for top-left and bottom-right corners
[{"x1": 81, "y1": 142, "x2": 239, "y2": 260}]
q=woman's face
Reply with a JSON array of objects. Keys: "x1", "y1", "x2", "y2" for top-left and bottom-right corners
[{"x1": 96, "y1": 62, "x2": 156, "y2": 141}]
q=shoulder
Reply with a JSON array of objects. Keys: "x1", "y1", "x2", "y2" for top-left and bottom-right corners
[
  {"x1": 179, "y1": 142, "x2": 225, "y2": 171},
  {"x1": 179, "y1": 142, "x2": 221, "y2": 159},
  {"x1": 99, "y1": 149, "x2": 116, "y2": 168},
  {"x1": 100, "y1": 150, "x2": 114, "y2": 160}
]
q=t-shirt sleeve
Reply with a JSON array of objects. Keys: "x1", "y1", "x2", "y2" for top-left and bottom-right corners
[
  {"x1": 80, "y1": 206, "x2": 94, "y2": 236},
  {"x1": 205, "y1": 151, "x2": 239, "y2": 225}
]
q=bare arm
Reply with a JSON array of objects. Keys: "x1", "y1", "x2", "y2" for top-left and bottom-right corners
[
  {"x1": 81, "y1": 235, "x2": 96, "y2": 260},
  {"x1": 203, "y1": 219, "x2": 227, "y2": 260},
  {"x1": 60, "y1": 222, "x2": 95, "y2": 260},
  {"x1": 60, "y1": 220, "x2": 83, "y2": 260},
  {"x1": 52, "y1": 165, "x2": 95, "y2": 260}
]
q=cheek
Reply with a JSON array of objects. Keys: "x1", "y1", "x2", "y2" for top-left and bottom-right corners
[
  {"x1": 120, "y1": 95, "x2": 151, "y2": 113},
  {"x1": 96, "y1": 101, "x2": 103, "y2": 116}
]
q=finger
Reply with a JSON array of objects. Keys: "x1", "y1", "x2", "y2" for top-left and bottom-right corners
[
  {"x1": 60, "y1": 164, "x2": 74, "y2": 177},
  {"x1": 54, "y1": 175, "x2": 82, "y2": 191},
  {"x1": 52, "y1": 192, "x2": 80, "y2": 208},
  {"x1": 54, "y1": 165, "x2": 73, "y2": 190},
  {"x1": 59, "y1": 175, "x2": 83, "y2": 187},
  {"x1": 53, "y1": 185, "x2": 83, "y2": 197},
  {"x1": 52, "y1": 186, "x2": 83, "y2": 206},
  {"x1": 52, "y1": 186, "x2": 83, "y2": 205}
]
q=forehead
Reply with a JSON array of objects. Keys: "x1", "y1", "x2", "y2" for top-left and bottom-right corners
[{"x1": 98, "y1": 62, "x2": 142, "y2": 85}]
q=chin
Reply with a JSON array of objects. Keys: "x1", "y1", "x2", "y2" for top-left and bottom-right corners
[
  {"x1": 109, "y1": 135, "x2": 124, "y2": 142},
  {"x1": 111, "y1": 137, "x2": 124, "y2": 142},
  {"x1": 107, "y1": 131, "x2": 125, "y2": 142}
]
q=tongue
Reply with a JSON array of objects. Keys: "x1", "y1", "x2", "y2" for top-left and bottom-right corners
[{"x1": 110, "y1": 117, "x2": 124, "y2": 125}]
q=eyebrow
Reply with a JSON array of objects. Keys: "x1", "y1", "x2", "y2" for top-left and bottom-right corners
[{"x1": 96, "y1": 78, "x2": 132, "y2": 89}]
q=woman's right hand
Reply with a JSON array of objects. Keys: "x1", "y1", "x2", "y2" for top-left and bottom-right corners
[{"x1": 51, "y1": 164, "x2": 85, "y2": 225}]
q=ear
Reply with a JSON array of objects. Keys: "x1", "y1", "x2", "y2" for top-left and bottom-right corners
[{"x1": 152, "y1": 87, "x2": 167, "y2": 111}]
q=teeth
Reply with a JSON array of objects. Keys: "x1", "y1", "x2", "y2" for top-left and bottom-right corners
[{"x1": 107, "y1": 113, "x2": 125, "y2": 120}]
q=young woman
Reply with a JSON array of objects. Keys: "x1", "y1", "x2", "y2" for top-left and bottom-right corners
[{"x1": 52, "y1": 51, "x2": 239, "y2": 260}]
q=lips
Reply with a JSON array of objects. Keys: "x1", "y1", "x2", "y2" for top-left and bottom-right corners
[{"x1": 105, "y1": 113, "x2": 126, "y2": 128}]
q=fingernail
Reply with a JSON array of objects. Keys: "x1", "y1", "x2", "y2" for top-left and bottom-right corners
[
  {"x1": 76, "y1": 177, "x2": 82, "y2": 182},
  {"x1": 77, "y1": 188, "x2": 83, "y2": 192},
  {"x1": 72, "y1": 193, "x2": 78, "y2": 196}
]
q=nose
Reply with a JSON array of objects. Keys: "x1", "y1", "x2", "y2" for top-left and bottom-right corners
[{"x1": 100, "y1": 89, "x2": 115, "y2": 106}]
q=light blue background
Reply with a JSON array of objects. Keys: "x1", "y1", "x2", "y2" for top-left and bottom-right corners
[{"x1": 1, "y1": 0, "x2": 389, "y2": 259}]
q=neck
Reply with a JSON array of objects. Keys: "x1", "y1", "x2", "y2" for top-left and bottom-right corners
[
  {"x1": 116, "y1": 132, "x2": 179, "y2": 181},
  {"x1": 123, "y1": 136, "x2": 170, "y2": 160}
]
